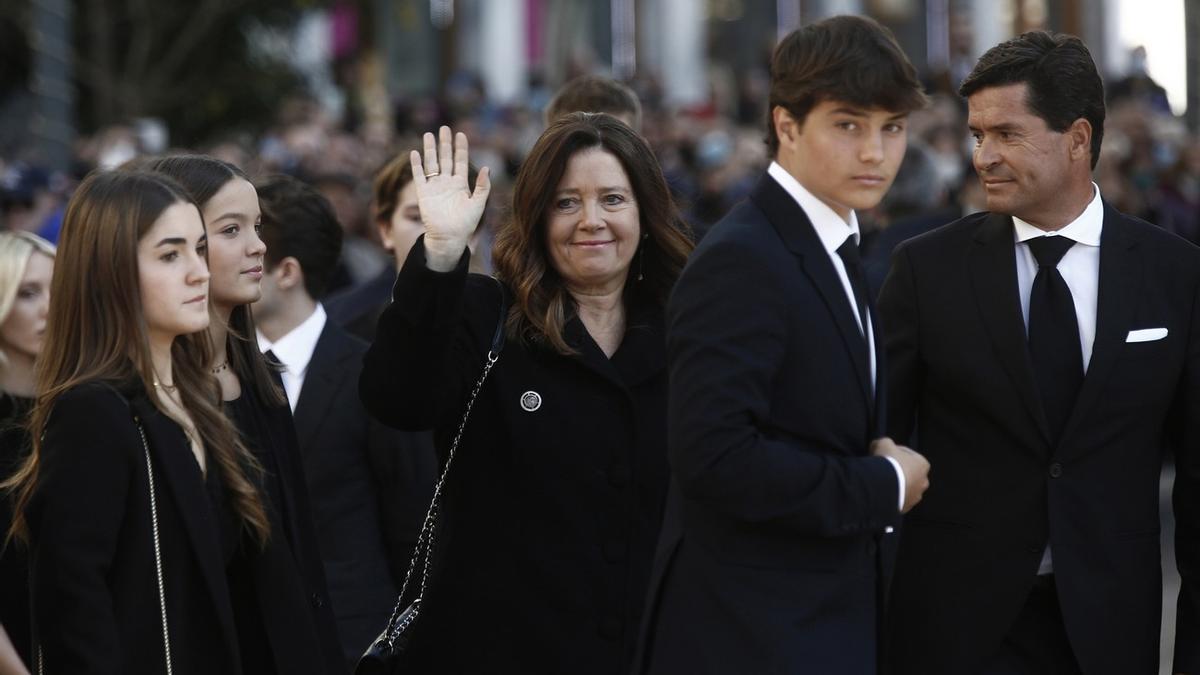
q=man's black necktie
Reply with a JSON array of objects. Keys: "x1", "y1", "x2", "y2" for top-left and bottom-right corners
[
  {"x1": 836, "y1": 236, "x2": 871, "y2": 344},
  {"x1": 1027, "y1": 236, "x2": 1083, "y2": 443}
]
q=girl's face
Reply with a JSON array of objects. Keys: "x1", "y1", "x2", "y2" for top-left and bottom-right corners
[
  {"x1": 0, "y1": 251, "x2": 54, "y2": 361},
  {"x1": 138, "y1": 202, "x2": 211, "y2": 343},
  {"x1": 202, "y1": 177, "x2": 265, "y2": 311}
]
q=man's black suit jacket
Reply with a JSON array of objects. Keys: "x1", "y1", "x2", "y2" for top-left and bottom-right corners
[
  {"x1": 293, "y1": 318, "x2": 437, "y2": 666},
  {"x1": 638, "y1": 174, "x2": 901, "y2": 674},
  {"x1": 878, "y1": 206, "x2": 1200, "y2": 675}
]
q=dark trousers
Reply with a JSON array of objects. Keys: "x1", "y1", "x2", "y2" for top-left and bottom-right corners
[{"x1": 981, "y1": 575, "x2": 1082, "y2": 675}]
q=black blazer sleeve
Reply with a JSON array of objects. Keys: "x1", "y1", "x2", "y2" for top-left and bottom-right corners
[
  {"x1": 667, "y1": 236, "x2": 899, "y2": 536},
  {"x1": 360, "y1": 236, "x2": 498, "y2": 434},
  {"x1": 27, "y1": 385, "x2": 138, "y2": 674},
  {"x1": 1172, "y1": 276, "x2": 1200, "y2": 672},
  {"x1": 878, "y1": 241, "x2": 923, "y2": 446}
]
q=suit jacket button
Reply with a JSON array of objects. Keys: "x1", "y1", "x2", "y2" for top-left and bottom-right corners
[
  {"x1": 311, "y1": 593, "x2": 325, "y2": 608},
  {"x1": 1048, "y1": 462, "x2": 1063, "y2": 479}
]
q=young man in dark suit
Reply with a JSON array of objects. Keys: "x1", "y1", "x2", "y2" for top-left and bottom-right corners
[
  {"x1": 638, "y1": 16, "x2": 930, "y2": 674},
  {"x1": 879, "y1": 32, "x2": 1200, "y2": 675},
  {"x1": 253, "y1": 175, "x2": 437, "y2": 670}
]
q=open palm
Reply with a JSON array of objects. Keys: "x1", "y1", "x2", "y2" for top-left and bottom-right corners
[{"x1": 410, "y1": 126, "x2": 492, "y2": 250}]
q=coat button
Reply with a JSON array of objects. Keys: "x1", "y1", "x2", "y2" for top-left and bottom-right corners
[
  {"x1": 311, "y1": 593, "x2": 325, "y2": 608},
  {"x1": 603, "y1": 540, "x2": 627, "y2": 563},
  {"x1": 607, "y1": 465, "x2": 630, "y2": 488},
  {"x1": 598, "y1": 617, "x2": 623, "y2": 640},
  {"x1": 1048, "y1": 462, "x2": 1063, "y2": 479}
]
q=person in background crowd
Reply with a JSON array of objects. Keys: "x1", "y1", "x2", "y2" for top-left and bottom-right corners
[
  {"x1": 142, "y1": 155, "x2": 346, "y2": 674},
  {"x1": 6, "y1": 170, "x2": 267, "y2": 673},
  {"x1": 253, "y1": 174, "x2": 436, "y2": 669},
  {"x1": 310, "y1": 171, "x2": 389, "y2": 296},
  {"x1": 639, "y1": 16, "x2": 930, "y2": 674},
  {"x1": 360, "y1": 114, "x2": 693, "y2": 673},
  {"x1": 324, "y1": 157, "x2": 481, "y2": 343},
  {"x1": 0, "y1": 231, "x2": 53, "y2": 674},
  {"x1": 545, "y1": 75, "x2": 643, "y2": 130},
  {"x1": 880, "y1": 31, "x2": 1200, "y2": 675},
  {"x1": 862, "y1": 141, "x2": 960, "y2": 297}
]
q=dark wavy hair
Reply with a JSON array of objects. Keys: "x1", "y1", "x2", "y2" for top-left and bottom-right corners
[
  {"x1": 959, "y1": 31, "x2": 1105, "y2": 169},
  {"x1": 491, "y1": 112, "x2": 693, "y2": 354}
]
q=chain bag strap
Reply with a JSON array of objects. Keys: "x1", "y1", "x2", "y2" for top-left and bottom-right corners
[
  {"x1": 356, "y1": 278, "x2": 508, "y2": 675},
  {"x1": 37, "y1": 414, "x2": 172, "y2": 674}
]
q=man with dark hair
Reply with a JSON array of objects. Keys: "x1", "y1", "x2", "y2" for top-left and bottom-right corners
[
  {"x1": 253, "y1": 175, "x2": 437, "y2": 670},
  {"x1": 880, "y1": 31, "x2": 1200, "y2": 675},
  {"x1": 637, "y1": 15, "x2": 929, "y2": 674},
  {"x1": 545, "y1": 74, "x2": 642, "y2": 130}
]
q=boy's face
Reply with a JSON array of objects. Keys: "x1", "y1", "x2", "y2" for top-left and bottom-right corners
[{"x1": 775, "y1": 100, "x2": 908, "y2": 221}]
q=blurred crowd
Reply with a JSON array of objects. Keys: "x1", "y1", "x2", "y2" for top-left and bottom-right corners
[{"x1": 1, "y1": 49, "x2": 1194, "y2": 300}]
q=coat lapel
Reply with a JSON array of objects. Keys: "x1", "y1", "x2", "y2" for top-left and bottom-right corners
[
  {"x1": 749, "y1": 175, "x2": 874, "y2": 413},
  {"x1": 292, "y1": 322, "x2": 353, "y2": 453},
  {"x1": 128, "y1": 395, "x2": 242, "y2": 664},
  {"x1": 968, "y1": 213, "x2": 1052, "y2": 445},
  {"x1": 1058, "y1": 205, "x2": 1142, "y2": 448}
]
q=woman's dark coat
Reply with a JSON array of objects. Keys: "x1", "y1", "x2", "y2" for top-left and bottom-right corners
[
  {"x1": 360, "y1": 239, "x2": 670, "y2": 674},
  {"x1": 26, "y1": 380, "x2": 337, "y2": 674}
]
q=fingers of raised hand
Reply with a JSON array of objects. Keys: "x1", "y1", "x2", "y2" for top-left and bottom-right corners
[
  {"x1": 438, "y1": 126, "x2": 453, "y2": 174},
  {"x1": 454, "y1": 132, "x2": 470, "y2": 178},
  {"x1": 422, "y1": 131, "x2": 440, "y2": 178},
  {"x1": 471, "y1": 166, "x2": 492, "y2": 202}
]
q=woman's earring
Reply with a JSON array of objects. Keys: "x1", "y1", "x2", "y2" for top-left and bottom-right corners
[{"x1": 637, "y1": 233, "x2": 649, "y2": 282}]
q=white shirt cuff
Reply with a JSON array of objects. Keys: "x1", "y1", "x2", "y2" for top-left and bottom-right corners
[{"x1": 883, "y1": 456, "x2": 906, "y2": 512}]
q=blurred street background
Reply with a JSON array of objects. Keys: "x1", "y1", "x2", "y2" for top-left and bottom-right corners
[{"x1": 0, "y1": 1, "x2": 1194, "y2": 671}]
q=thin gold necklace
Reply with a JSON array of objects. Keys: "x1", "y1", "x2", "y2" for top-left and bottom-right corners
[
  {"x1": 210, "y1": 360, "x2": 229, "y2": 375},
  {"x1": 152, "y1": 378, "x2": 177, "y2": 394}
]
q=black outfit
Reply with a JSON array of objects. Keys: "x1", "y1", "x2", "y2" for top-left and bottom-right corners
[
  {"x1": 878, "y1": 207, "x2": 1200, "y2": 674},
  {"x1": 224, "y1": 386, "x2": 348, "y2": 674},
  {"x1": 359, "y1": 238, "x2": 670, "y2": 674},
  {"x1": 0, "y1": 392, "x2": 32, "y2": 668},
  {"x1": 325, "y1": 263, "x2": 396, "y2": 343},
  {"x1": 637, "y1": 175, "x2": 900, "y2": 674},
  {"x1": 28, "y1": 381, "x2": 243, "y2": 673},
  {"x1": 294, "y1": 318, "x2": 437, "y2": 667}
]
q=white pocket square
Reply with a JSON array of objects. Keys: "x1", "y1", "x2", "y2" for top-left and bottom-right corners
[{"x1": 1126, "y1": 328, "x2": 1168, "y2": 343}]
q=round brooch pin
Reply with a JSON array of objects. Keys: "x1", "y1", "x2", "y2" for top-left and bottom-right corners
[{"x1": 520, "y1": 391, "x2": 542, "y2": 412}]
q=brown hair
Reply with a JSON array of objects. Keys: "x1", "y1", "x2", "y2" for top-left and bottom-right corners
[
  {"x1": 139, "y1": 154, "x2": 285, "y2": 408},
  {"x1": 545, "y1": 75, "x2": 643, "y2": 130},
  {"x1": 766, "y1": 15, "x2": 927, "y2": 156},
  {"x1": 492, "y1": 112, "x2": 693, "y2": 354},
  {"x1": 5, "y1": 170, "x2": 270, "y2": 544}
]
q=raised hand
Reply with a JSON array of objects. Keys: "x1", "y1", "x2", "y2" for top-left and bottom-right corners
[{"x1": 410, "y1": 125, "x2": 492, "y2": 272}]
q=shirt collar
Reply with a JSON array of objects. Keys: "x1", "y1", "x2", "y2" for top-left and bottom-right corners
[
  {"x1": 1012, "y1": 183, "x2": 1103, "y2": 246},
  {"x1": 256, "y1": 303, "x2": 327, "y2": 377},
  {"x1": 767, "y1": 161, "x2": 861, "y2": 253}
]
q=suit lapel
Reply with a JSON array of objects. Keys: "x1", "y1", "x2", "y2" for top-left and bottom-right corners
[
  {"x1": 128, "y1": 395, "x2": 241, "y2": 661},
  {"x1": 749, "y1": 175, "x2": 873, "y2": 412},
  {"x1": 969, "y1": 213, "x2": 1052, "y2": 445},
  {"x1": 292, "y1": 322, "x2": 351, "y2": 453},
  {"x1": 1058, "y1": 206, "x2": 1142, "y2": 447}
]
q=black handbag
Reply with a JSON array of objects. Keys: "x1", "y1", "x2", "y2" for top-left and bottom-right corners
[{"x1": 356, "y1": 280, "x2": 508, "y2": 675}]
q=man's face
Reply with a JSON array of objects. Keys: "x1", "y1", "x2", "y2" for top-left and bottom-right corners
[
  {"x1": 777, "y1": 99, "x2": 909, "y2": 221},
  {"x1": 967, "y1": 82, "x2": 1074, "y2": 226}
]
